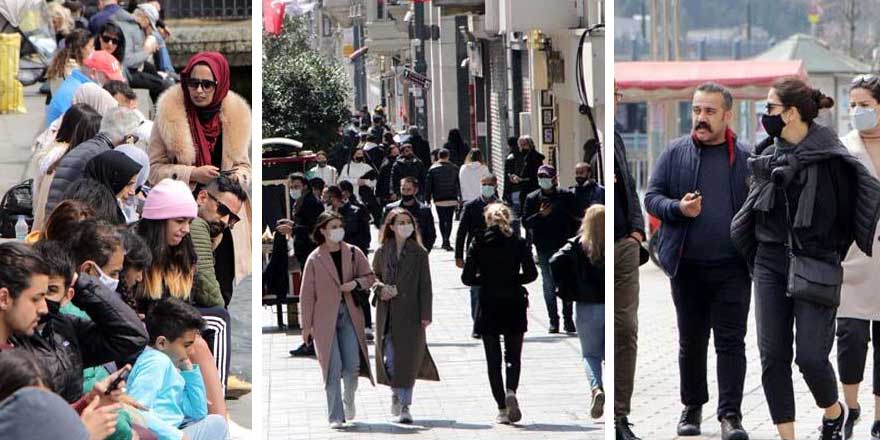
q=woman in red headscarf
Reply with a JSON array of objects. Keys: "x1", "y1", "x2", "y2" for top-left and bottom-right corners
[{"x1": 148, "y1": 52, "x2": 252, "y2": 417}]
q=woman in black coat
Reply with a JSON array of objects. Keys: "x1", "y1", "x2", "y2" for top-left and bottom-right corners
[{"x1": 461, "y1": 203, "x2": 537, "y2": 425}]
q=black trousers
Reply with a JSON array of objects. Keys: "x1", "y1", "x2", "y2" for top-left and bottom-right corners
[
  {"x1": 128, "y1": 63, "x2": 169, "y2": 104},
  {"x1": 837, "y1": 317, "x2": 880, "y2": 396},
  {"x1": 436, "y1": 206, "x2": 455, "y2": 245},
  {"x1": 482, "y1": 332, "x2": 524, "y2": 409},
  {"x1": 671, "y1": 260, "x2": 750, "y2": 419},
  {"x1": 754, "y1": 244, "x2": 839, "y2": 424}
]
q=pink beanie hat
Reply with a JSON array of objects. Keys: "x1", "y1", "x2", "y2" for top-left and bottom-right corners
[{"x1": 142, "y1": 179, "x2": 198, "y2": 220}]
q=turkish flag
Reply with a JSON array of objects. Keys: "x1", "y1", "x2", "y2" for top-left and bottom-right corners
[{"x1": 263, "y1": 0, "x2": 285, "y2": 35}]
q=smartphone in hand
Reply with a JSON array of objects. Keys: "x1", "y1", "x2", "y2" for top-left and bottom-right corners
[{"x1": 105, "y1": 368, "x2": 130, "y2": 395}]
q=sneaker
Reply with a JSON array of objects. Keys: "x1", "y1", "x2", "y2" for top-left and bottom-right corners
[
  {"x1": 471, "y1": 332, "x2": 481, "y2": 339},
  {"x1": 563, "y1": 320, "x2": 577, "y2": 334},
  {"x1": 289, "y1": 342, "x2": 315, "y2": 357},
  {"x1": 496, "y1": 408, "x2": 510, "y2": 425},
  {"x1": 820, "y1": 402, "x2": 848, "y2": 440},
  {"x1": 442, "y1": 243, "x2": 453, "y2": 251},
  {"x1": 343, "y1": 387, "x2": 356, "y2": 421},
  {"x1": 505, "y1": 390, "x2": 521, "y2": 423},
  {"x1": 677, "y1": 405, "x2": 702, "y2": 436},
  {"x1": 719, "y1": 414, "x2": 749, "y2": 440},
  {"x1": 615, "y1": 416, "x2": 642, "y2": 440},
  {"x1": 398, "y1": 406, "x2": 413, "y2": 424},
  {"x1": 845, "y1": 405, "x2": 860, "y2": 439},
  {"x1": 390, "y1": 394, "x2": 401, "y2": 417},
  {"x1": 225, "y1": 375, "x2": 252, "y2": 399},
  {"x1": 548, "y1": 325, "x2": 560, "y2": 334},
  {"x1": 329, "y1": 421, "x2": 345, "y2": 429},
  {"x1": 590, "y1": 387, "x2": 605, "y2": 419},
  {"x1": 871, "y1": 419, "x2": 880, "y2": 440}
]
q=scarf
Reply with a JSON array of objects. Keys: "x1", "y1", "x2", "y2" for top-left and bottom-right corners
[
  {"x1": 181, "y1": 52, "x2": 230, "y2": 167},
  {"x1": 84, "y1": 150, "x2": 143, "y2": 195}
]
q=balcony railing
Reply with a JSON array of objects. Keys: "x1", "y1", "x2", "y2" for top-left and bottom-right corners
[{"x1": 164, "y1": 0, "x2": 252, "y2": 20}]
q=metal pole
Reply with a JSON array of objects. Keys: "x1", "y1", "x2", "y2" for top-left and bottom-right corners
[
  {"x1": 673, "y1": 0, "x2": 681, "y2": 60},
  {"x1": 650, "y1": 0, "x2": 658, "y2": 60},
  {"x1": 414, "y1": 0, "x2": 428, "y2": 137}
]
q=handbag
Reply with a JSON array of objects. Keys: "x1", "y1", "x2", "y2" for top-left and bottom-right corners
[
  {"x1": 348, "y1": 246, "x2": 371, "y2": 309},
  {"x1": 782, "y1": 192, "x2": 842, "y2": 307}
]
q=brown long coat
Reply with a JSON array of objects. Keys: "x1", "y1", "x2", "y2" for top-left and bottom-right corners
[
  {"x1": 148, "y1": 85, "x2": 252, "y2": 284},
  {"x1": 299, "y1": 243, "x2": 376, "y2": 385},
  {"x1": 372, "y1": 239, "x2": 440, "y2": 388}
]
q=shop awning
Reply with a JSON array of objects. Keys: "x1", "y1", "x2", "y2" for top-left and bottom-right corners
[{"x1": 615, "y1": 60, "x2": 808, "y2": 101}]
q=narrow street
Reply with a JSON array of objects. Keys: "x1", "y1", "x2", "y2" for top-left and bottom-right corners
[{"x1": 262, "y1": 224, "x2": 603, "y2": 439}]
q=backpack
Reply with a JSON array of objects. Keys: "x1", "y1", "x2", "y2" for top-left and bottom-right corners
[{"x1": 0, "y1": 179, "x2": 34, "y2": 238}]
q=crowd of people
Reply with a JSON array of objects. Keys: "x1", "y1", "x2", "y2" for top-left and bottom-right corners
[
  {"x1": 271, "y1": 106, "x2": 606, "y2": 428},
  {"x1": 0, "y1": 28, "x2": 251, "y2": 437},
  {"x1": 614, "y1": 77, "x2": 880, "y2": 440}
]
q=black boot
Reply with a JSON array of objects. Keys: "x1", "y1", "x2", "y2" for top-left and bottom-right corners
[
  {"x1": 289, "y1": 342, "x2": 315, "y2": 357},
  {"x1": 677, "y1": 405, "x2": 702, "y2": 436},
  {"x1": 844, "y1": 405, "x2": 860, "y2": 439},
  {"x1": 720, "y1": 413, "x2": 749, "y2": 440},
  {"x1": 615, "y1": 416, "x2": 641, "y2": 440}
]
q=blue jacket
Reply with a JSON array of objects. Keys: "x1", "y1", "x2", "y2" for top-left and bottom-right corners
[
  {"x1": 127, "y1": 347, "x2": 209, "y2": 440},
  {"x1": 644, "y1": 131, "x2": 751, "y2": 277},
  {"x1": 45, "y1": 69, "x2": 91, "y2": 127}
]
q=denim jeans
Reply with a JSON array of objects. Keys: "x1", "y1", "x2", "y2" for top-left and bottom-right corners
[
  {"x1": 576, "y1": 302, "x2": 604, "y2": 389},
  {"x1": 384, "y1": 334, "x2": 413, "y2": 406},
  {"x1": 182, "y1": 414, "x2": 229, "y2": 440},
  {"x1": 326, "y1": 302, "x2": 360, "y2": 423},
  {"x1": 536, "y1": 251, "x2": 573, "y2": 327}
]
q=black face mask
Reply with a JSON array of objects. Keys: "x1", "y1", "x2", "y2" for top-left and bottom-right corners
[
  {"x1": 38, "y1": 299, "x2": 62, "y2": 325},
  {"x1": 208, "y1": 221, "x2": 226, "y2": 238},
  {"x1": 761, "y1": 113, "x2": 786, "y2": 138},
  {"x1": 575, "y1": 176, "x2": 588, "y2": 186},
  {"x1": 402, "y1": 194, "x2": 415, "y2": 202},
  {"x1": 354, "y1": 157, "x2": 364, "y2": 163}
]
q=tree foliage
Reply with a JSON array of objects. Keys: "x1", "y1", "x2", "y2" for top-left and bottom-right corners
[{"x1": 262, "y1": 17, "x2": 351, "y2": 150}]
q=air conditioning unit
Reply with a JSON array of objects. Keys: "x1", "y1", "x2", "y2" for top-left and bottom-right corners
[{"x1": 498, "y1": 0, "x2": 579, "y2": 33}]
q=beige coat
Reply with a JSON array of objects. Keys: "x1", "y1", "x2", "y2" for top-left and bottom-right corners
[
  {"x1": 148, "y1": 85, "x2": 252, "y2": 283},
  {"x1": 299, "y1": 243, "x2": 376, "y2": 385},
  {"x1": 839, "y1": 129, "x2": 880, "y2": 321},
  {"x1": 372, "y1": 239, "x2": 440, "y2": 388}
]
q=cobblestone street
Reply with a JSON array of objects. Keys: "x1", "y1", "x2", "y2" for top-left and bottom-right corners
[
  {"x1": 630, "y1": 263, "x2": 878, "y2": 440},
  {"x1": 262, "y1": 224, "x2": 603, "y2": 439}
]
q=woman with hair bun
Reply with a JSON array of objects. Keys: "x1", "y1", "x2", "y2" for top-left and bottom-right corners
[{"x1": 731, "y1": 77, "x2": 880, "y2": 440}]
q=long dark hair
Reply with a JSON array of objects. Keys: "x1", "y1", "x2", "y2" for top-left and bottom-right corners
[
  {"x1": 60, "y1": 178, "x2": 123, "y2": 225},
  {"x1": 851, "y1": 74, "x2": 880, "y2": 102},
  {"x1": 46, "y1": 29, "x2": 92, "y2": 80},
  {"x1": 95, "y1": 21, "x2": 126, "y2": 63},
  {"x1": 0, "y1": 350, "x2": 48, "y2": 402},
  {"x1": 136, "y1": 218, "x2": 197, "y2": 300},
  {"x1": 773, "y1": 78, "x2": 834, "y2": 123},
  {"x1": 48, "y1": 106, "x2": 102, "y2": 174},
  {"x1": 447, "y1": 129, "x2": 465, "y2": 147}
]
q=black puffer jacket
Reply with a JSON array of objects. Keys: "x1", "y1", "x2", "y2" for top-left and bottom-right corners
[
  {"x1": 46, "y1": 133, "x2": 113, "y2": 218},
  {"x1": 550, "y1": 236, "x2": 604, "y2": 304},
  {"x1": 425, "y1": 161, "x2": 460, "y2": 203},
  {"x1": 461, "y1": 226, "x2": 538, "y2": 335},
  {"x1": 13, "y1": 274, "x2": 148, "y2": 402}
]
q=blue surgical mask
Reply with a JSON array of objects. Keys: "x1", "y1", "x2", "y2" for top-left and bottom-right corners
[
  {"x1": 481, "y1": 185, "x2": 496, "y2": 198},
  {"x1": 851, "y1": 106, "x2": 879, "y2": 132},
  {"x1": 289, "y1": 189, "x2": 302, "y2": 200},
  {"x1": 92, "y1": 264, "x2": 119, "y2": 292},
  {"x1": 538, "y1": 178, "x2": 554, "y2": 190}
]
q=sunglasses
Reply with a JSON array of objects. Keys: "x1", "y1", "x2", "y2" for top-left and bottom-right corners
[
  {"x1": 100, "y1": 35, "x2": 120, "y2": 45},
  {"x1": 185, "y1": 78, "x2": 218, "y2": 91},
  {"x1": 207, "y1": 192, "x2": 240, "y2": 227},
  {"x1": 853, "y1": 74, "x2": 880, "y2": 87}
]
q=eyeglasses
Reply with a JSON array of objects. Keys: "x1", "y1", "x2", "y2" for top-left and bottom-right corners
[
  {"x1": 100, "y1": 35, "x2": 120, "y2": 46},
  {"x1": 184, "y1": 78, "x2": 218, "y2": 91},
  {"x1": 764, "y1": 103, "x2": 785, "y2": 114},
  {"x1": 207, "y1": 192, "x2": 240, "y2": 228}
]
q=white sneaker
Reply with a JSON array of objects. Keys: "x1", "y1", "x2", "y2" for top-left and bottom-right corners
[
  {"x1": 390, "y1": 394, "x2": 401, "y2": 416},
  {"x1": 227, "y1": 419, "x2": 251, "y2": 440},
  {"x1": 505, "y1": 390, "x2": 522, "y2": 423},
  {"x1": 329, "y1": 421, "x2": 345, "y2": 429},
  {"x1": 496, "y1": 408, "x2": 510, "y2": 424},
  {"x1": 590, "y1": 387, "x2": 605, "y2": 419},
  {"x1": 343, "y1": 387, "x2": 356, "y2": 421},
  {"x1": 398, "y1": 406, "x2": 413, "y2": 424}
]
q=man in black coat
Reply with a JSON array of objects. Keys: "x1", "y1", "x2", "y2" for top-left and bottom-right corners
[
  {"x1": 407, "y1": 126, "x2": 432, "y2": 166},
  {"x1": 522, "y1": 165, "x2": 580, "y2": 335},
  {"x1": 376, "y1": 144, "x2": 400, "y2": 206},
  {"x1": 425, "y1": 148, "x2": 460, "y2": 250},
  {"x1": 383, "y1": 177, "x2": 436, "y2": 252},
  {"x1": 504, "y1": 135, "x2": 545, "y2": 229},
  {"x1": 391, "y1": 143, "x2": 427, "y2": 197},
  {"x1": 569, "y1": 162, "x2": 605, "y2": 217},
  {"x1": 455, "y1": 174, "x2": 499, "y2": 338},
  {"x1": 288, "y1": 172, "x2": 324, "y2": 268}
]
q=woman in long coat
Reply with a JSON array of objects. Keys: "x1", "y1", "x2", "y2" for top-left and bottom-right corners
[
  {"x1": 149, "y1": 51, "x2": 252, "y2": 288},
  {"x1": 300, "y1": 212, "x2": 376, "y2": 428},
  {"x1": 372, "y1": 207, "x2": 440, "y2": 424}
]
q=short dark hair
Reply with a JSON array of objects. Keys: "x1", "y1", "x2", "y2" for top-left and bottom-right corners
[
  {"x1": 205, "y1": 174, "x2": 247, "y2": 203},
  {"x1": 325, "y1": 185, "x2": 343, "y2": 201},
  {"x1": 695, "y1": 82, "x2": 734, "y2": 110},
  {"x1": 0, "y1": 243, "x2": 50, "y2": 299},
  {"x1": 103, "y1": 80, "x2": 136, "y2": 101},
  {"x1": 32, "y1": 241, "x2": 75, "y2": 289},
  {"x1": 66, "y1": 219, "x2": 123, "y2": 267},
  {"x1": 0, "y1": 350, "x2": 48, "y2": 401},
  {"x1": 62, "y1": 0, "x2": 83, "y2": 14},
  {"x1": 311, "y1": 211, "x2": 343, "y2": 245},
  {"x1": 437, "y1": 148, "x2": 450, "y2": 159},
  {"x1": 309, "y1": 177, "x2": 325, "y2": 194},
  {"x1": 288, "y1": 172, "x2": 309, "y2": 187},
  {"x1": 121, "y1": 229, "x2": 151, "y2": 271},
  {"x1": 338, "y1": 180, "x2": 354, "y2": 195},
  {"x1": 145, "y1": 298, "x2": 204, "y2": 345}
]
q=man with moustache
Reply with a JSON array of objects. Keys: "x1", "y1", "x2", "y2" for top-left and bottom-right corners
[{"x1": 644, "y1": 82, "x2": 751, "y2": 440}]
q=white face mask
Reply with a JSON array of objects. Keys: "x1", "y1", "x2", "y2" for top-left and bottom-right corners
[
  {"x1": 92, "y1": 263, "x2": 119, "y2": 292},
  {"x1": 327, "y1": 227, "x2": 345, "y2": 243},
  {"x1": 851, "y1": 106, "x2": 879, "y2": 132},
  {"x1": 394, "y1": 224, "x2": 414, "y2": 239},
  {"x1": 289, "y1": 189, "x2": 302, "y2": 200}
]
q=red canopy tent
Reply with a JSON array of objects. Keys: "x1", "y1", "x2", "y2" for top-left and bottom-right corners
[{"x1": 615, "y1": 60, "x2": 809, "y2": 101}]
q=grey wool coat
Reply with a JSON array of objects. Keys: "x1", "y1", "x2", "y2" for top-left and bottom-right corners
[{"x1": 371, "y1": 239, "x2": 440, "y2": 388}]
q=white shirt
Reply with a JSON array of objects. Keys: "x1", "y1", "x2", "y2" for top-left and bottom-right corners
[
  {"x1": 459, "y1": 162, "x2": 492, "y2": 202},
  {"x1": 339, "y1": 162, "x2": 377, "y2": 202},
  {"x1": 308, "y1": 164, "x2": 338, "y2": 186}
]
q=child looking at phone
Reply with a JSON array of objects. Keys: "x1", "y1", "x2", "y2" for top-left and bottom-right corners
[{"x1": 127, "y1": 298, "x2": 229, "y2": 440}]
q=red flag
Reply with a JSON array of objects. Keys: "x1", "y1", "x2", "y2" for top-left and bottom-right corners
[{"x1": 263, "y1": 0, "x2": 285, "y2": 35}]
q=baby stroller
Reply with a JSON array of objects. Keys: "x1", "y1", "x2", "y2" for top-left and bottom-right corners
[{"x1": 0, "y1": 0, "x2": 54, "y2": 86}]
